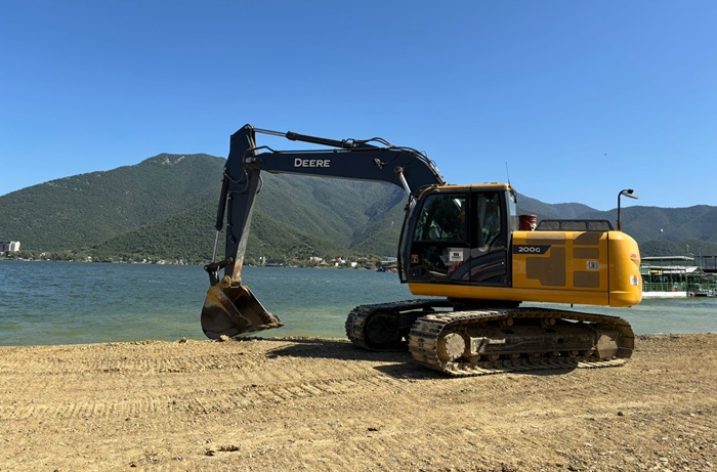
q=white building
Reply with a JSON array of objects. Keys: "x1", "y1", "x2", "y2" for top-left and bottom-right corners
[{"x1": 8, "y1": 241, "x2": 20, "y2": 253}]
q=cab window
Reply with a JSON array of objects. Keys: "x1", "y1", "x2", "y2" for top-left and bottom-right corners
[
  {"x1": 414, "y1": 194, "x2": 467, "y2": 242},
  {"x1": 475, "y1": 192, "x2": 503, "y2": 251}
]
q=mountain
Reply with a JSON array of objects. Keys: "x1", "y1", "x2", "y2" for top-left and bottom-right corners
[
  {"x1": 515, "y1": 193, "x2": 595, "y2": 220},
  {"x1": 576, "y1": 205, "x2": 717, "y2": 243},
  {"x1": 566, "y1": 205, "x2": 717, "y2": 257},
  {"x1": 0, "y1": 154, "x2": 222, "y2": 251},
  {"x1": 1, "y1": 154, "x2": 716, "y2": 261},
  {"x1": 513, "y1": 197, "x2": 717, "y2": 257},
  {"x1": 0, "y1": 154, "x2": 405, "y2": 261},
  {"x1": 87, "y1": 173, "x2": 405, "y2": 262}
]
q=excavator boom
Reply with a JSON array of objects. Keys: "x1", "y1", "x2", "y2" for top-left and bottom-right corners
[{"x1": 201, "y1": 125, "x2": 444, "y2": 338}]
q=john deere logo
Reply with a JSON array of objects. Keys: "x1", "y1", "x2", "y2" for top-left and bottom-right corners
[{"x1": 294, "y1": 158, "x2": 331, "y2": 168}]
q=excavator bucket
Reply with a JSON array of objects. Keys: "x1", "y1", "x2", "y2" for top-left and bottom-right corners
[{"x1": 200, "y1": 277, "x2": 283, "y2": 339}]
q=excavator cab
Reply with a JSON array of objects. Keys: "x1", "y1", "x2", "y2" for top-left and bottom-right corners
[{"x1": 402, "y1": 185, "x2": 515, "y2": 287}]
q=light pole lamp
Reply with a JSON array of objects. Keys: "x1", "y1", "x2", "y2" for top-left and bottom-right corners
[{"x1": 617, "y1": 188, "x2": 638, "y2": 231}]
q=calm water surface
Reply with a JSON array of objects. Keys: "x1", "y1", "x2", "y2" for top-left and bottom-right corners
[{"x1": 0, "y1": 260, "x2": 715, "y2": 346}]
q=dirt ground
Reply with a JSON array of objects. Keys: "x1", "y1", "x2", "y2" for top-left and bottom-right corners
[{"x1": 0, "y1": 334, "x2": 715, "y2": 472}]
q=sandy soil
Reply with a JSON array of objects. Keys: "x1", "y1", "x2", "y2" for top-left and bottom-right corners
[{"x1": 0, "y1": 334, "x2": 715, "y2": 472}]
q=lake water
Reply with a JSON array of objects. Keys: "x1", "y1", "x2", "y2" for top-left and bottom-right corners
[{"x1": 0, "y1": 260, "x2": 715, "y2": 346}]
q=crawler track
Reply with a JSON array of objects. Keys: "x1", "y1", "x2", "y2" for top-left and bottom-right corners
[
  {"x1": 409, "y1": 308, "x2": 634, "y2": 376},
  {"x1": 345, "y1": 299, "x2": 451, "y2": 350},
  {"x1": 346, "y1": 300, "x2": 634, "y2": 376}
]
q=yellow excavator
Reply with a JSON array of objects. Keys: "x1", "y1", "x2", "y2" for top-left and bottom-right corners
[{"x1": 201, "y1": 125, "x2": 641, "y2": 376}]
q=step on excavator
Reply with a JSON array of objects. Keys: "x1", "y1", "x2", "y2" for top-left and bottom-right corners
[{"x1": 201, "y1": 125, "x2": 641, "y2": 376}]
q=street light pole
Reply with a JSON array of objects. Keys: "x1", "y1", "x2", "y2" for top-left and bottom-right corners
[{"x1": 617, "y1": 188, "x2": 638, "y2": 231}]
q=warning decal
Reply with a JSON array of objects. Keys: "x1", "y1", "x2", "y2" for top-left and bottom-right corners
[{"x1": 449, "y1": 248, "x2": 464, "y2": 262}]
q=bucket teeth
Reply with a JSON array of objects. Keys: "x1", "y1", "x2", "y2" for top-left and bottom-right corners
[{"x1": 200, "y1": 277, "x2": 282, "y2": 339}]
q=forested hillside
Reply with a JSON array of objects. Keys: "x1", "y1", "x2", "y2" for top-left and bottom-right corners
[
  {"x1": 0, "y1": 154, "x2": 406, "y2": 262},
  {"x1": 0, "y1": 154, "x2": 222, "y2": 251},
  {"x1": 1, "y1": 154, "x2": 716, "y2": 262}
]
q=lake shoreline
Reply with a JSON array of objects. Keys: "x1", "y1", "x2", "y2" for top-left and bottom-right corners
[
  {"x1": 3, "y1": 261, "x2": 717, "y2": 346},
  {"x1": 0, "y1": 256, "x2": 385, "y2": 270}
]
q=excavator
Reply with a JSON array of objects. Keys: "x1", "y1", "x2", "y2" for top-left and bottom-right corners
[{"x1": 200, "y1": 125, "x2": 641, "y2": 376}]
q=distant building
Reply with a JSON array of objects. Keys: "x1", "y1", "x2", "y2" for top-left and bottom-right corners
[
  {"x1": 641, "y1": 256, "x2": 717, "y2": 298},
  {"x1": 8, "y1": 241, "x2": 20, "y2": 253},
  {"x1": 0, "y1": 241, "x2": 6, "y2": 252}
]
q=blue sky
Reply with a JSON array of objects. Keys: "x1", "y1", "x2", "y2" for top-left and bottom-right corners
[{"x1": 1, "y1": 1, "x2": 715, "y2": 210}]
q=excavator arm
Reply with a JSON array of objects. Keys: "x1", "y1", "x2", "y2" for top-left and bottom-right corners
[{"x1": 201, "y1": 124, "x2": 444, "y2": 339}]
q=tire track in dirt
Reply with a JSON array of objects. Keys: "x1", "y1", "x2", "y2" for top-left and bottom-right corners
[
  {"x1": 0, "y1": 371, "x2": 408, "y2": 421},
  {"x1": 2, "y1": 335, "x2": 716, "y2": 472},
  {"x1": 197, "y1": 423, "x2": 514, "y2": 472},
  {"x1": 0, "y1": 339, "x2": 398, "y2": 377},
  {"x1": 1, "y1": 344, "x2": 711, "y2": 423},
  {"x1": 0, "y1": 351, "x2": 266, "y2": 376}
]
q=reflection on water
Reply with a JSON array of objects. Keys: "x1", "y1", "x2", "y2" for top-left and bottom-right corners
[{"x1": 0, "y1": 260, "x2": 715, "y2": 346}]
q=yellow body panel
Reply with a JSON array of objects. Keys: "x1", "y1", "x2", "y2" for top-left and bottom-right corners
[{"x1": 409, "y1": 230, "x2": 642, "y2": 307}]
